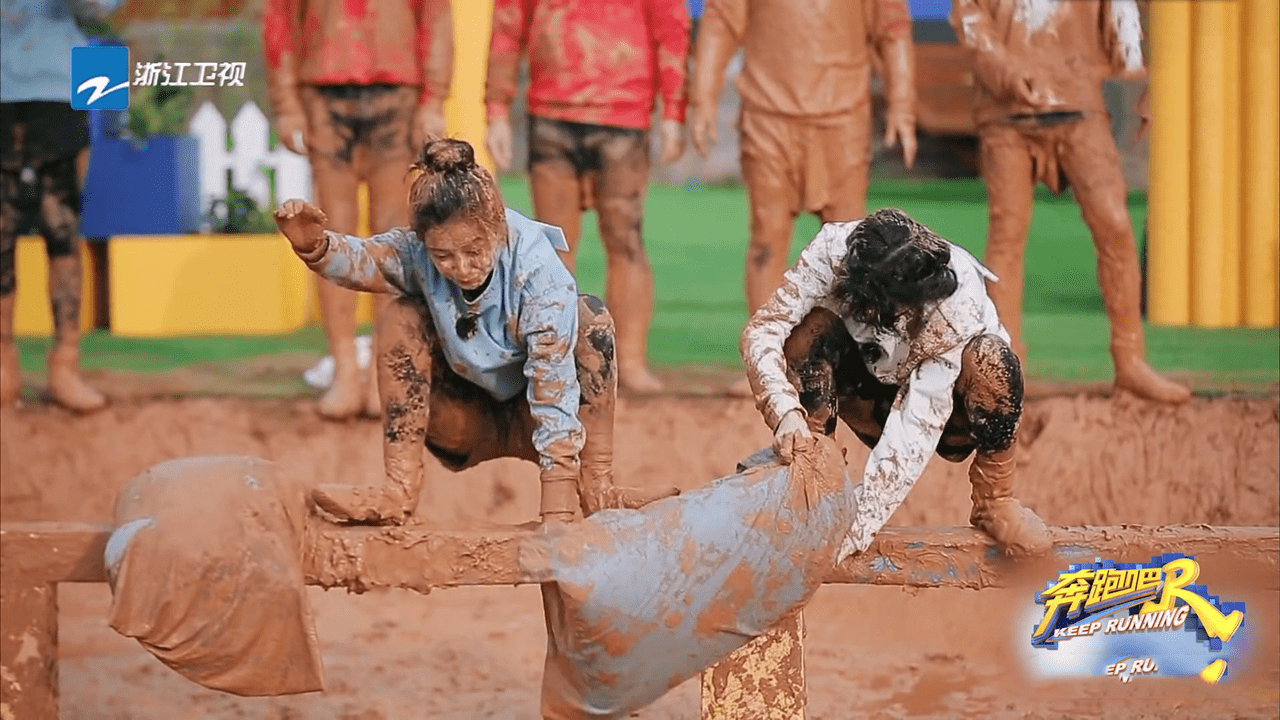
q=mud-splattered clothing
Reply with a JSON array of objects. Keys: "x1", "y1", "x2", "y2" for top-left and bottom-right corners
[
  {"x1": 695, "y1": 0, "x2": 913, "y2": 119},
  {"x1": 950, "y1": 0, "x2": 1143, "y2": 127},
  {"x1": 297, "y1": 207, "x2": 584, "y2": 471},
  {"x1": 485, "y1": 0, "x2": 690, "y2": 129},
  {"x1": 1, "y1": 0, "x2": 124, "y2": 103},
  {"x1": 262, "y1": 0, "x2": 453, "y2": 106},
  {"x1": 740, "y1": 221, "x2": 1010, "y2": 560}
]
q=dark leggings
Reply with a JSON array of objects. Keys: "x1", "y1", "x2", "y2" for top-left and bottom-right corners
[
  {"x1": 0, "y1": 154, "x2": 82, "y2": 297},
  {"x1": 782, "y1": 308, "x2": 1024, "y2": 461}
]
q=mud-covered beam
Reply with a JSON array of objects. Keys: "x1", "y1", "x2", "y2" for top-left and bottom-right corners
[
  {"x1": 3, "y1": 522, "x2": 1277, "y2": 589},
  {"x1": 0, "y1": 522, "x2": 114, "y2": 583},
  {"x1": 832, "y1": 525, "x2": 1280, "y2": 589},
  {"x1": 301, "y1": 524, "x2": 530, "y2": 593}
]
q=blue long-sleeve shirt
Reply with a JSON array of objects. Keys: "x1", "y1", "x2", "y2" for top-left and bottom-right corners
[
  {"x1": 301, "y1": 207, "x2": 585, "y2": 472},
  {"x1": 1, "y1": 0, "x2": 123, "y2": 103}
]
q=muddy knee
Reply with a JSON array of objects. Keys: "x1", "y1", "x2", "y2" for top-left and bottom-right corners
[
  {"x1": 958, "y1": 334, "x2": 1024, "y2": 452},
  {"x1": 575, "y1": 294, "x2": 616, "y2": 402},
  {"x1": 781, "y1": 308, "x2": 851, "y2": 436}
]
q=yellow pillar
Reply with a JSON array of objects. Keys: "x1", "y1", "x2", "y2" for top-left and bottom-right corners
[
  {"x1": 1190, "y1": 0, "x2": 1229, "y2": 327},
  {"x1": 1147, "y1": 0, "x2": 1193, "y2": 326},
  {"x1": 1241, "y1": 0, "x2": 1280, "y2": 327},
  {"x1": 1221, "y1": 0, "x2": 1242, "y2": 326},
  {"x1": 701, "y1": 612, "x2": 806, "y2": 720},
  {"x1": 444, "y1": 0, "x2": 497, "y2": 175}
]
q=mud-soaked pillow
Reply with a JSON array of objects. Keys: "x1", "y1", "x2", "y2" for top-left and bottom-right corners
[
  {"x1": 104, "y1": 456, "x2": 323, "y2": 696},
  {"x1": 523, "y1": 436, "x2": 855, "y2": 719}
]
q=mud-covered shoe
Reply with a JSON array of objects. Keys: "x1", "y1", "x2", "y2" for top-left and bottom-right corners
[
  {"x1": 581, "y1": 484, "x2": 681, "y2": 516},
  {"x1": 310, "y1": 484, "x2": 414, "y2": 524},
  {"x1": 317, "y1": 368, "x2": 364, "y2": 420},
  {"x1": 968, "y1": 444, "x2": 1051, "y2": 557},
  {"x1": 47, "y1": 345, "x2": 106, "y2": 412},
  {"x1": 1114, "y1": 357, "x2": 1192, "y2": 404},
  {"x1": 970, "y1": 497, "x2": 1052, "y2": 557},
  {"x1": 618, "y1": 364, "x2": 665, "y2": 395}
]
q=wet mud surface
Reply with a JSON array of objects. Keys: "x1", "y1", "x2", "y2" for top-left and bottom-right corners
[{"x1": 2, "y1": 393, "x2": 1277, "y2": 718}]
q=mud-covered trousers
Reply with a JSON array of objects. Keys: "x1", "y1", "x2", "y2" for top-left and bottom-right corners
[
  {"x1": 0, "y1": 101, "x2": 90, "y2": 334},
  {"x1": 782, "y1": 308, "x2": 1024, "y2": 465},
  {"x1": 379, "y1": 292, "x2": 620, "y2": 518}
]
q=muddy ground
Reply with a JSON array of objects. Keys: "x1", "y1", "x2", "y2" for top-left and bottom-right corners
[{"x1": 2, "y1": 386, "x2": 1278, "y2": 719}]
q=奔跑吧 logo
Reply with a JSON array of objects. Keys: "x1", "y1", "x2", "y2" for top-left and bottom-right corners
[
  {"x1": 1028, "y1": 553, "x2": 1248, "y2": 685},
  {"x1": 70, "y1": 46, "x2": 130, "y2": 110}
]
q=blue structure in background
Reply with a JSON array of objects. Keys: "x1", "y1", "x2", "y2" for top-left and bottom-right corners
[
  {"x1": 79, "y1": 35, "x2": 202, "y2": 236},
  {"x1": 687, "y1": 0, "x2": 950, "y2": 20},
  {"x1": 909, "y1": 0, "x2": 952, "y2": 21}
]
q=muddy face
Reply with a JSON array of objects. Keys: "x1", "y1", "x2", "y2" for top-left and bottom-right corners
[{"x1": 424, "y1": 218, "x2": 503, "y2": 291}]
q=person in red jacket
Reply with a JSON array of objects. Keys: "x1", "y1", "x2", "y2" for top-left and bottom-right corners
[
  {"x1": 263, "y1": 0, "x2": 454, "y2": 419},
  {"x1": 485, "y1": 0, "x2": 690, "y2": 394}
]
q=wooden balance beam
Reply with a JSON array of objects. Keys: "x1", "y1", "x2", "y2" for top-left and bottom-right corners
[{"x1": 3, "y1": 522, "x2": 1276, "y2": 719}]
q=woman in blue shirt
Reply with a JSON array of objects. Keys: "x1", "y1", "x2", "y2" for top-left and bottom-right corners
[{"x1": 275, "y1": 139, "x2": 675, "y2": 524}]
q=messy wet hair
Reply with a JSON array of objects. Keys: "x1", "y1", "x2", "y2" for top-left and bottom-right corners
[
  {"x1": 831, "y1": 208, "x2": 958, "y2": 333},
  {"x1": 408, "y1": 139, "x2": 506, "y2": 241}
]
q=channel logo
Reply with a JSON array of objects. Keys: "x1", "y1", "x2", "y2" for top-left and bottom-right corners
[{"x1": 71, "y1": 46, "x2": 130, "y2": 110}]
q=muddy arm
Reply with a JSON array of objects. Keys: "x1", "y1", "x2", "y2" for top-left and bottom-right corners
[
  {"x1": 740, "y1": 223, "x2": 852, "y2": 432},
  {"x1": 297, "y1": 229, "x2": 420, "y2": 296},
  {"x1": 648, "y1": 0, "x2": 692, "y2": 122},
  {"x1": 949, "y1": 0, "x2": 1024, "y2": 103},
  {"x1": 867, "y1": 0, "x2": 916, "y2": 129},
  {"x1": 417, "y1": 0, "x2": 455, "y2": 110},
  {"x1": 518, "y1": 282, "x2": 586, "y2": 517},
  {"x1": 1102, "y1": 0, "x2": 1146, "y2": 77},
  {"x1": 263, "y1": 0, "x2": 305, "y2": 122},
  {"x1": 839, "y1": 348, "x2": 963, "y2": 561},
  {"x1": 485, "y1": 0, "x2": 534, "y2": 122},
  {"x1": 689, "y1": 0, "x2": 745, "y2": 113}
]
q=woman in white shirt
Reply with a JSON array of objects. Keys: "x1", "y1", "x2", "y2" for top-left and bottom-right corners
[{"x1": 740, "y1": 208, "x2": 1051, "y2": 557}]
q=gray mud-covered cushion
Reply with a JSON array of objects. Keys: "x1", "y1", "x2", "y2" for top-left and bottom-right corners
[
  {"x1": 525, "y1": 436, "x2": 854, "y2": 719},
  {"x1": 104, "y1": 456, "x2": 324, "y2": 696}
]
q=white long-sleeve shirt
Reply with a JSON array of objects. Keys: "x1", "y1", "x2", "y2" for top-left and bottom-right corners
[{"x1": 739, "y1": 220, "x2": 1009, "y2": 562}]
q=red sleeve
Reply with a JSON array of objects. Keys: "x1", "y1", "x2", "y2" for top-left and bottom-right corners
[
  {"x1": 262, "y1": 0, "x2": 298, "y2": 71},
  {"x1": 416, "y1": 0, "x2": 455, "y2": 107},
  {"x1": 485, "y1": 0, "x2": 534, "y2": 119},
  {"x1": 648, "y1": 0, "x2": 691, "y2": 122}
]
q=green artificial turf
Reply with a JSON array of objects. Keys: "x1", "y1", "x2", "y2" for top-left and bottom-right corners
[{"x1": 15, "y1": 177, "x2": 1279, "y2": 388}]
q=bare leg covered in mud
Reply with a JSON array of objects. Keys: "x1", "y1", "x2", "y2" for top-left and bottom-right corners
[
  {"x1": 301, "y1": 84, "x2": 419, "y2": 420},
  {"x1": 311, "y1": 296, "x2": 432, "y2": 523},
  {"x1": 311, "y1": 294, "x2": 677, "y2": 525},
  {"x1": 0, "y1": 148, "x2": 104, "y2": 411},
  {"x1": 1058, "y1": 116, "x2": 1190, "y2": 404},
  {"x1": 783, "y1": 308, "x2": 1050, "y2": 556},
  {"x1": 528, "y1": 118, "x2": 664, "y2": 394},
  {"x1": 574, "y1": 294, "x2": 678, "y2": 514}
]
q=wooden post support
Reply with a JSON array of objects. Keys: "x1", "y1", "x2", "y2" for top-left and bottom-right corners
[
  {"x1": 2, "y1": 522, "x2": 1277, "y2": 718},
  {"x1": 701, "y1": 611, "x2": 806, "y2": 720},
  {"x1": 0, "y1": 581, "x2": 58, "y2": 720}
]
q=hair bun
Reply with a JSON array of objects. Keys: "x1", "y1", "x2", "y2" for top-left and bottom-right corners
[{"x1": 418, "y1": 139, "x2": 476, "y2": 174}]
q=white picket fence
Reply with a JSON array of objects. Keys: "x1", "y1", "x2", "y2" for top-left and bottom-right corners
[{"x1": 188, "y1": 101, "x2": 312, "y2": 216}]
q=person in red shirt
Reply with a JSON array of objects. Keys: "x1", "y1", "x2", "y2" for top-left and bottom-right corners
[
  {"x1": 263, "y1": 0, "x2": 454, "y2": 419},
  {"x1": 485, "y1": 0, "x2": 691, "y2": 394}
]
